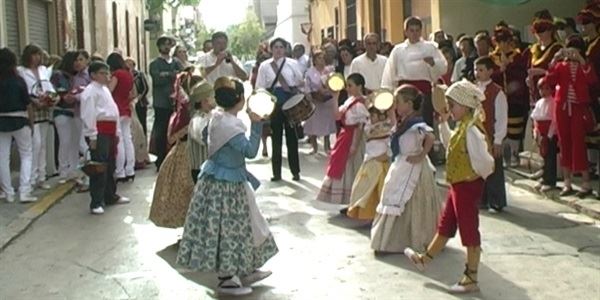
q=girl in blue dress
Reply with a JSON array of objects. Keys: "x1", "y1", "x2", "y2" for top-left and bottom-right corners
[{"x1": 176, "y1": 78, "x2": 278, "y2": 296}]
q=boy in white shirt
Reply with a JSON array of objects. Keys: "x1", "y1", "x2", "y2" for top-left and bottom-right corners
[
  {"x1": 531, "y1": 77, "x2": 557, "y2": 192},
  {"x1": 474, "y1": 56, "x2": 509, "y2": 213},
  {"x1": 80, "y1": 62, "x2": 129, "y2": 215}
]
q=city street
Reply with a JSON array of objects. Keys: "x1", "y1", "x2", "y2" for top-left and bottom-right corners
[{"x1": 0, "y1": 140, "x2": 599, "y2": 300}]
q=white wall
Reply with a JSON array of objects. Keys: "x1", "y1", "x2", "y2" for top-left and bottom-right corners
[{"x1": 273, "y1": 0, "x2": 309, "y2": 48}]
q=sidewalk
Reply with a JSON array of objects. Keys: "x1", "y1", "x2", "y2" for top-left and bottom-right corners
[
  {"x1": 434, "y1": 156, "x2": 600, "y2": 220},
  {"x1": 0, "y1": 171, "x2": 76, "y2": 251}
]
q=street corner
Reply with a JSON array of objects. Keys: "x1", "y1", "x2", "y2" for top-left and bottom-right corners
[{"x1": 0, "y1": 181, "x2": 76, "y2": 251}]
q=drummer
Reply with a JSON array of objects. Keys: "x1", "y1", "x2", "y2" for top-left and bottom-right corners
[
  {"x1": 255, "y1": 37, "x2": 304, "y2": 181},
  {"x1": 350, "y1": 33, "x2": 388, "y2": 95},
  {"x1": 381, "y1": 16, "x2": 447, "y2": 127}
]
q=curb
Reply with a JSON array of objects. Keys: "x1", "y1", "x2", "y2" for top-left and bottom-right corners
[
  {"x1": 504, "y1": 169, "x2": 600, "y2": 220},
  {"x1": 436, "y1": 170, "x2": 600, "y2": 221},
  {"x1": 0, "y1": 182, "x2": 76, "y2": 252}
]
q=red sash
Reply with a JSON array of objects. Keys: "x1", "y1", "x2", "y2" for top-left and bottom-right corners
[
  {"x1": 97, "y1": 121, "x2": 117, "y2": 136},
  {"x1": 326, "y1": 98, "x2": 364, "y2": 179},
  {"x1": 398, "y1": 80, "x2": 432, "y2": 95}
]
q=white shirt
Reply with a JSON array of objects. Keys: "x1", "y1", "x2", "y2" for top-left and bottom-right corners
[
  {"x1": 439, "y1": 121, "x2": 494, "y2": 180},
  {"x1": 296, "y1": 54, "x2": 310, "y2": 75},
  {"x1": 451, "y1": 56, "x2": 467, "y2": 83},
  {"x1": 350, "y1": 53, "x2": 387, "y2": 91},
  {"x1": 343, "y1": 65, "x2": 352, "y2": 78},
  {"x1": 531, "y1": 96, "x2": 556, "y2": 137},
  {"x1": 17, "y1": 65, "x2": 55, "y2": 96},
  {"x1": 80, "y1": 81, "x2": 121, "y2": 140},
  {"x1": 381, "y1": 39, "x2": 447, "y2": 89},
  {"x1": 477, "y1": 80, "x2": 508, "y2": 145},
  {"x1": 198, "y1": 50, "x2": 246, "y2": 84},
  {"x1": 255, "y1": 57, "x2": 303, "y2": 90},
  {"x1": 340, "y1": 96, "x2": 369, "y2": 125}
]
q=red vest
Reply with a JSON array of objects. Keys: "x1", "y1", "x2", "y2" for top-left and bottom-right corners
[{"x1": 482, "y1": 82, "x2": 502, "y2": 141}]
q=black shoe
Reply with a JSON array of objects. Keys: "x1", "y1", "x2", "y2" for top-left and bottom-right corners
[
  {"x1": 126, "y1": 175, "x2": 135, "y2": 182},
  {"x1": 292, "y1": 174, "x2": 301, "y2": 181},
  {"x1": 270, "y1": 176, "x2": 281, "y2": 182},
  {"x1": 116, "y1": 177, "x2": 128, "y2": 183},
  {"x1": 339, "y1": 207, "x2": 349, "y2": 215},
  {"x1": 576, "y1": 189, "x2": 593, "y2": 199},
  {"x1": 559, "y1": 188, "x2": 575, "y2": 197}
]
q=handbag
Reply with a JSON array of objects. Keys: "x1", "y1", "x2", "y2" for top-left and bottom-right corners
[{"x1": 81, "y1": 150, "x2": 107, "y2": 176}]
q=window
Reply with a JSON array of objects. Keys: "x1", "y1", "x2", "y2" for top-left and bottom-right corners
[
  {"x1": 76, "y1": 0, "x2": 84, "y2": 49},
  {"x1": 112, "y1": 2, "x2": 118, "y2": 49},
  {"x1": 346, "y1": 0, "x2": 357, "y2": 41},
  {"x1": 126, "y1": 10, "x2": 131, "y2": 56}
]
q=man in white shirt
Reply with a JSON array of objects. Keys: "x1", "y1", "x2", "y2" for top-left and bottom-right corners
[
  {"x1": 198, "y1": 32, "x2": 248, "y2": 84},
  {"x1": 350, "y1": 33, "x2": 387, "y2": 93},
  {"x1": 255, "y1": 37, "x2": 304, "y2": 182},
  {"x1": 81, "y1": 61, "x2": 129, "y2": 215},
  {"x1": 381, "y1": 16, "x2": 447, "y2": 127},
  {"x1": 292, "y1": 43, "x2": 310, "y2": 75}
]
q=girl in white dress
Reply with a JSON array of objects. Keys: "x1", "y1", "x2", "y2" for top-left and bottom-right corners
[{"x1": 371, "y1": 84, "x2": 443, "y2": 253}]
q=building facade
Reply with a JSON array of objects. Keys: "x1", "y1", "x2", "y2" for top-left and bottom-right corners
[
  {"x1": 0, "y1": 0, "x2": 149, "y2": 70},
  {"x1": 273, "y1": 0, "x2": 310, "y2": 47},
  {"x1": 309, "y1": 0, "x2": 587, "y2": 45},
  {"x1": 254, "y1": 0, "x2": 278, "y2": 37}
]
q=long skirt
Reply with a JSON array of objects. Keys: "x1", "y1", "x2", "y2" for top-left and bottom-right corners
[
  {"x1": 316, "y1": 141, "x2": 365, "y2": 205},
  {"x1": 347, "y1": 159, "x2": 389, "y2": 220},
  {"x1": 149, "y1": 140, "x2": 194, "y2": 228},
  {"x1": 176, "y1": 177, "x2": 278, "y2": 277},
  {"x1": 131, "y1": 108, "x2": 150, "y2": 167},
  {"x1": 370, "y1": 164, "x2": 443, "y2": 252}
]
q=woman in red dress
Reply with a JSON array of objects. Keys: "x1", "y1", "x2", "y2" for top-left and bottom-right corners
[{"x1": 546, "y1": 36, "x2": 598, "y2": 198}]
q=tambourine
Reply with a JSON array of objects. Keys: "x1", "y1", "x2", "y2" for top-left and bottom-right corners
[
  {"x1": 247, "y1": 88, "x2": 276, "y2": 118},
  {"x1": 371, "y1": 89, "x2": 394, "y2": 111},
  {"x1": 326, "y1": 72, "x2": 345, "y2": 92},
  {"x1": 432, "y1": 84, "x2": 449, "y2": 114}
]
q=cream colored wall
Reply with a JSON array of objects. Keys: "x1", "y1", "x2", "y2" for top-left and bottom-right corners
[
  {"x1": 309, "y1": 0, "x2": 338, "y2": 44},
  {"x1": 382, "y1": 0, "x2": 404, "y2": 43},
  {"x1": 94, "y1": 0, "x2": 146, "y2": 60},
  {"x1": 435, "y1": 0, "x2": 587, "y2": 41}
]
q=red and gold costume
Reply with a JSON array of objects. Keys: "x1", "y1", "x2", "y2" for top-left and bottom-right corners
[{"x1": 490, "y1": 47, "x2": 529, "y2": 141}]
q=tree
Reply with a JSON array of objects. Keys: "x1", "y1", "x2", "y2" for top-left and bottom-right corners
[
  {"x1": 226, "y1": 8, "x2": 265, "y2": 60},
  {"x1": 195, "y1": 18, "x2": 215, "y2": 50},
  {"x1": 147, "y1": 0, "x2": 202, "y2": 14}
]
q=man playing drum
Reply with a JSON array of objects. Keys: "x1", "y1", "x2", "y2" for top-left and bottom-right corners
[
  {"x1": 381, "y1": 16, "x2": 447, "y2": 127},
  {"x1": 350, "y1": 33, "x2": 388, "y2": 95},
  {"x1": 255, "y1": 37, "x2": 304, "y2": 182}
]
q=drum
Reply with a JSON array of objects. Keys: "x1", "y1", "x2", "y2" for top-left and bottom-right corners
[
  {"x1": 247, "y1": 89, "x2": 276, "y2": 118},
  {"x1": 372, "y1": 89, "x2": 394, "y2": 111},
  {"x1": 282, "y1": 94, "x2": 315, "y2": 124},
  {"x1": 326, "y1": 73, "x2": 345, "y2": 92},
  {"x1": 432, "y1": 84, "x2": 449, "y2": 114}
]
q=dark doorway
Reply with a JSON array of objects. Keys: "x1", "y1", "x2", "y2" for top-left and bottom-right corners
[{"x1": 75, "y1": 0, "x2": 84, "y2": 49}]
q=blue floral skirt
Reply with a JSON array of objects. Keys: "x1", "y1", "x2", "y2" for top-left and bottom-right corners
[{"x1": 176, "y1": 176, "x2": 278, "y2": 277}]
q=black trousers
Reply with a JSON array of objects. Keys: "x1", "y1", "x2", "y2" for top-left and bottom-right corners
[
  {"x1": 422, "y1": 93, "x2": 434, "y2": 128},
  {"x1": 135, "y1": 101, "x2": 148, "y2": 137},
  {"x1": 152, "y1": 106, "x2": 173, "y2": 170},
  {"x1": 542, "y1": 136, "x2": 558, "y2": 187},
  {"x1": 270, "y1": 105, "x2": 300, "y2": 178},
  {"x1": 191, "y1": 169, "x2": 200, "y2": 184},
  {"x1": 89, "y1": 134, "x2": 117, "y2": 209},
  {"x1": 481, "y1": 157, "x2": 507, "y2": 209}
]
